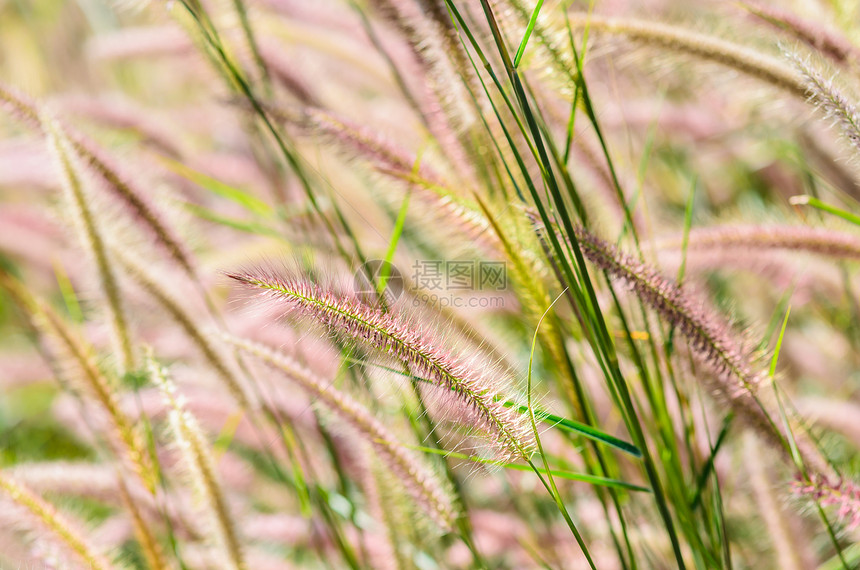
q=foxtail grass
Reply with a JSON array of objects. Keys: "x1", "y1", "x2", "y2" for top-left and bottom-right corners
[
  {"x1": 223, "y1": 333, "x2": 458, "y2": 531},
  {"x1": 273, "y1": 104, "x2": 496, "y2": 252},
  {"x1": 532, "y1": 217, "x2": 835, "y2": 475},
  {"x1": 789, "y1": 52, "x2": 860, "y2": 157},
  {"x1": 793, "y1": 474, "x2": 860, "y2": 530},
  {"x1": 44, "y1": 118, "x2": 136, "y2": 374},
  {"x1": 0, "y1": 469, "x2": 114, "y2": 570},
  {"x1": 0, "y1": 81, "x2": 198, "y2": 284},
  {"x1": 117, "y1": 476, "x2": 169, "y2": 570},
  {"x1": 742, "y1": 2, "x2": 860, "y2": 68},
  {"x1": 536, "y1": 217, "x2": 766, "y2": 394},
  {"x1": 65, "y1": 133, "x2": 198, "y2": 281},
  {"x1": 0, "y1": 272, "x2": 158, "y2": 494},
  {"x1": 659, "y1": 224, "x2": 860, "y2": 261},
  {"x1": 365, "y1": 0, "x2": 476, "y2": 179},
  {"x1": 5, "y1": 0, "x2": 860, "y2": 567},
  {"x1": 567, "y1": 13, "x2": 807, "y2": 98},
  {"x1": 228, "y1": 268, "x2": 537, "y2": 462},
  {"x1": 0, "y1": 81, "x2": 40, "y2": 129},
  {"x1": 148, "y1": 355, "x2": 246, "y2": 570}
]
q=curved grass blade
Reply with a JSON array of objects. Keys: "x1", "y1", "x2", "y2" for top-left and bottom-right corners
[
  {"x1": 412, "y1": 445, "x2": 650, "y2": 493},
  {"x1": 502, "y1": 402, "x2": 642, "y2": 458},
  {"x1": 181, "y1": 202, "x2": 281, "y2": 237},
  {"x1": 159, "y1": 156, "x2": 273, "y2": 217},
  {"x1": 790, "y1": 195, "x2": 860, "y2": 226}
]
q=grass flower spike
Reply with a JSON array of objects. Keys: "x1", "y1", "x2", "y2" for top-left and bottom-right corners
[
  {"x1": 567, "y1": 13, "x2": 807, "y2": 97},
  {"x1": 792, "y1": 475, "x2": 860, "y2": 530},
  {"x1": 44, "y1": 116, "x2": 135, "y2": 374},
  {"x1": 148, "y1": 355, "x2": 246, "y2": 570},
  {"x1": 742, "y1": 2, "x2": 860, "y2": 67},
  {"x1": 0, "y1": 470, "x2": 114, "y2": 570},
  {"x1": 534, "y1": 216, "x2": 765, "y2": 394},
  {"x1": 659, "y1": 224, "x2": 860, "y2": 261},
  {"x1": 790, "y1": 52, "x2": 860, "y2": 156},
  {"x1": 223, "y1": 333, "x2": 458, "y2": 531},
  {"x1": 228, "y1": 268, "x2": 536, "y2": 462}
]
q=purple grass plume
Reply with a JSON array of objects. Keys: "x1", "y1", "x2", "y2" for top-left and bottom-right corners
[
  {"x1": 792, "y1": 474, "x2": 860, "y2": 530},
  {"x1": 227, "y1": 267, "x2": 537, "y2": 463}
]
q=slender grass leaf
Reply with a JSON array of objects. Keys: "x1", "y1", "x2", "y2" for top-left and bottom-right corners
[
  {"x1": 412, "y1": 445, "x2": 650, "y2": 492},
  {"x1": 503, "y1": 402, "x2": 641, "y2": 458},
  {"x1": 790, "y1": 195, "x2": 860, "y2": 227},
  {"x1": 159, "y1": 155, "x2": 273, "y2": 217},
  {"x1": 514, "y1": 0, "x2": 545, "y2": 68},
  {"x1": 181, "y1": 202, "x2": 281, "y2": 237}
]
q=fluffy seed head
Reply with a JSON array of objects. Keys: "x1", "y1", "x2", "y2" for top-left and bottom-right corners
[
  {"x1": 789, "y1": 52, "x2": 860, "y2": 155},
  {"x1": 530, "y1": 214, "x2": 833, "y2": 474},
  {"x1": 792, "y1": 474, "x2": 860, "y2": 529},
  {"x1": 0, "y1": 470, "x2": 114, "y2": 570},
  {"x1": 148, "y1": 356, "x2": 246, "y2": 570},
  {"x1": 568, "y1": 13, "x2": 807, "y2": 98},
  {"x1": 658, "y1": 224, "x2": 860, "y2": 261},
  {"x1": 548, "y1": 219, "x2": 766, "y2": 394},
  {"x1": 744, "y1": 2, "x2": 860, "y2": 67},
  {"x1": 223, "y1": 333, "x2": 458, "y2": 531},
  {"x1": 228, "y1": 267, "x2": 537, "y2": 462}
]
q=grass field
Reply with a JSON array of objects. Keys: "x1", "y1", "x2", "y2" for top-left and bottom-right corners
[{"x1": 1, "y1": 0, "x2": 860, "y2": 568}]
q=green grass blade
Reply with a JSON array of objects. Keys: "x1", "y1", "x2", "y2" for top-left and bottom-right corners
[
  {"x1": 504, "y1": 402, "x2": 641, "y2": 457},
  {"x1": 412, "y1": 445, "x2": 650, "y2": 492},
  {"x1": 790, "y1": 195, "x2": 860, "y2": 226},
  {"x1": 770, "y1": 308, "x2": 849, "y2": 566},
  {"x1": 678, "y1": 177, "x2": 697, "y2": 285},
  {"x1": 690, "y1": 413, "x2": 732, "y2": 511},
  {"x1": 52, "y1": 260, "x2": 83, "y2": 323},
  {"x1": 769, "y1": 306, "x2": 790, "y2": 380},
  {"x1": 524, "y1": 288, "x2": 597, "y2": 569},
  {"x1": 180, "y1": 202, "x2": 281, "y2": 237},
  {"x1": 378, "y1": 190, "x2": 411, "y2": 295},
  {"x1": 513, "y1": 0, "x2": 545, "y2": 68},
  {"x1": 159, "y1": 156, "x2": 273, "y2": 217}
]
